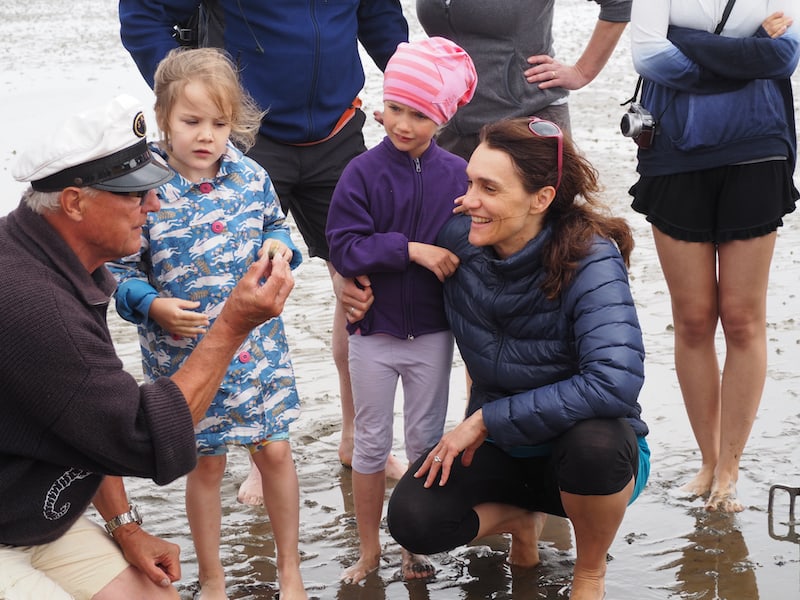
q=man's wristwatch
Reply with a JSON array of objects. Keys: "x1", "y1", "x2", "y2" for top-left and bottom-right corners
[{"x1": 104, "y1": 504, "x2": 143, "y2": 535}]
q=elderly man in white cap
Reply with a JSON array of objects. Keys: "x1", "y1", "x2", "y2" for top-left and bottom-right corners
[{"x1": 0, "y1": 95, "x2": 294, "y2": 599}]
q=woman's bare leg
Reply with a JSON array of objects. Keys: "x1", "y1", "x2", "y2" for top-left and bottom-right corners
[
  {"x1": 710, "y1": 235, "x2": 775, "y2": 511},
  {"x1": 652, "y1": 228, "x2": 721, "y2": 496},
  {"x1": 561, "y1": 479, "x2": 634, "y2": 600}
]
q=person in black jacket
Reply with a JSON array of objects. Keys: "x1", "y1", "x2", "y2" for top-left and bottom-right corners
[{"x1": 388, "y1": 118, "x2": 649, "y2": 600}]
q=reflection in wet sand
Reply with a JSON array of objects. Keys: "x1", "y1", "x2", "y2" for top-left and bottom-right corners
[{"x1": 671, "y1": 511, "x2": 758, "y2": 599}]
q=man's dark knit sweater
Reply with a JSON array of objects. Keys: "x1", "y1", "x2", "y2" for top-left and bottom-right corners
[{"x1": 0, "y1": 201, "x2": 197, "y2": 546}]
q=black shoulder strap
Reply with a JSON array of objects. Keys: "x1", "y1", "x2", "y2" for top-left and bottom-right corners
[
  {"x1": 622, "y1": 0, "x2": 738, "y2": 106},
  {"x1": 715, "y1": 0, "x2": 738, "y2": 35}
]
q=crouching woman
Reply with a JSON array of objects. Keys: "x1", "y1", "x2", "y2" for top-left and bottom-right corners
[{"x1": 387, "y1": 118, "x2": 650, "y2": 600}]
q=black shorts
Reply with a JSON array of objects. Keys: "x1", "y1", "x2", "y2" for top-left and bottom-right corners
[
  {"x1": 387, "y1": 418, "x2": 640, "y2": 556},
  {"x1": 247, "y1": 109, "x2": 367, "y2": 260},
  {"x1": 629, "y1": 160, "x2": 798, "y2": 244}
]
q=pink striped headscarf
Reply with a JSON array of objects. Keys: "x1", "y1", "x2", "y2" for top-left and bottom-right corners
[{"x1": 383, "y1": 37, "x2": 477, "y2": 125}]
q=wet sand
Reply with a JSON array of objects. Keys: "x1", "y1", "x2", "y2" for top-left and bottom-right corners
[{"x1": 2, "y1": 1, "x2": 800, "y2": 598}]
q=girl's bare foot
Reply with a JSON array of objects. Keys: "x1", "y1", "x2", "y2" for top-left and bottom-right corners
[
  {"x1": 401, "y1": 548, "x2": 435, "y2": 580},
  {"x1": 508, "y1": 511, "x2": 547, "y2": 567},
  {"x1": 679, "y1": 464, "x2": 715, "y2": 497},
  {"x1": 706, "y1": 478, "x2": 744, "y2": 512},
  {"x1": 385, "y1": 454, "x2": 407, "y2": 481},
  {"x1": 340, "y1": 552, "x2": 380, "y2": 585},
  {"x1": 236, "y1": 465, "x2": 264, "y2": 506},
  {"x1": 338, "y1": 434, "x2": 355, "y2": 469},
  {"x1": 339, "y1": 447, "x2": 407, "y2": 483}
]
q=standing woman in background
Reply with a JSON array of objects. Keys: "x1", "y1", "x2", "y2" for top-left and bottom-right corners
[
  {"x1": 628, "y1": 0, "x2": 799, "y2": 511},
  {"x1": 415, "y1": 0, "x2": 633, "y2": 160}
]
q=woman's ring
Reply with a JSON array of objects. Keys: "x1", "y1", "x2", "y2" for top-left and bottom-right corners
[
  {"x1": 349, "y1": 306, "x2": 355, "y2": 315},
  {"x1": 552, "y1": 70, "x2": 557, "y2": 80},
  {"x1": 433, "y1": 455, "x2": 442, "y2": 463}
]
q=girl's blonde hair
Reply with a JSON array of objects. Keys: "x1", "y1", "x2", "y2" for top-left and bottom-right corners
[{"x1": 153, "y1": 47, "x2": 264, "y2": 151}]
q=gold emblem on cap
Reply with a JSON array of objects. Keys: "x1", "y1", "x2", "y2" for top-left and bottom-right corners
[{"x1": 133, "y1": 112, "x2": 147, "y2": 138}]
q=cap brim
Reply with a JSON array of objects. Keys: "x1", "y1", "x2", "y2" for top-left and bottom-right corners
[{"x1": 93, "y1": 158, "x2": 174, "y2": 193}]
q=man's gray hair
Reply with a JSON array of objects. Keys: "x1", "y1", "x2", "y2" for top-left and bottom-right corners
[{"x1": 22, "y1": 186, "x2": 99, "y2": 214}]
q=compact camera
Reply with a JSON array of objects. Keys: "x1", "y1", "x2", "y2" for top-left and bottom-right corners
[{"x1": 620, "y1": 102, "x2": 656, "y2": 149}]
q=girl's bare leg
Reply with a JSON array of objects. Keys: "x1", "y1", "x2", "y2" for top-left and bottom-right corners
[
  {"x1": 341, "y1": 469, "x2": 385, "y2": 584},
  {"x1": 252, "y1": 441, "x2": 307, "y2": 599},
  {"x1": 186, "y1": 455, "x2": 228, "y2": 600}
]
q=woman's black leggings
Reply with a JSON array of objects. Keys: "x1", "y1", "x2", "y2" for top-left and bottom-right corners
[{"x1": 387, "y1": 418, "x2": 639, "y2": 555}]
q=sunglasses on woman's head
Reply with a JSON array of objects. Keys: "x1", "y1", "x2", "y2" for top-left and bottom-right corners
[{"x1": 528, "y1": 117, "x2": 563, "y2": 192}]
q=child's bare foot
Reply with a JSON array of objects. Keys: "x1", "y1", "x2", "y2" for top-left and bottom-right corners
[
  {"x1": 237, "y1": 464, "x2": 264, "y2": 506},
  {"x1": 385, "y1": 454, "x2": 407, "y2": 481},
  {"x1": 401, "y1": 548, "x2": 435, "y2": 580},
  {"x1": 340, "y1": 553, "x2": 380, "y2": 585},
  {"x1": 339, "y1": 434, "x2": 355, "y2": 469},
  {"x1": 339, "y1": 445, "x2": 407, "y2": 483},
  {"x1": 508, "y1": 511, "x2": 547, "y2": 567},
  {"x1": 706, "y1": 479, "x2": 744, "y2": 512},
  {"x1": 679, "y1": 464, "x2": 715, "y2": 497}
]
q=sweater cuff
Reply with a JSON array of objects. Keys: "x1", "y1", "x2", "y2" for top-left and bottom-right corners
[{"x1": 140, "y1": 377, "x2": 197, "y2": 485}]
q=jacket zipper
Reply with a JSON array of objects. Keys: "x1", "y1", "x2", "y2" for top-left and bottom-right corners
[{"x1": 405, "y1": 157, "x2": 424, "y2": 340}]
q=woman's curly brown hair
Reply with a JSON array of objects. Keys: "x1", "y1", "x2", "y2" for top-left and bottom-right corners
[{"x1": 480, "y1": 118, "x2": 634, "y2": 300}]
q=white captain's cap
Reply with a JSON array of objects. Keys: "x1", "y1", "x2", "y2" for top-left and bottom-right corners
[{"x1": 12, "y1": 94, "x2": 173, "y2": 193}]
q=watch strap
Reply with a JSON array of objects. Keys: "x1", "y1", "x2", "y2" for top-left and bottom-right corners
[{"x1": 104, "y1": 504, "x2": 142, "y2": 535}]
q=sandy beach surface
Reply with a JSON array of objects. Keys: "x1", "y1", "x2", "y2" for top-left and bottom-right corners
[{"x1": 2, "y1": 1, "x2": 800, "y2": 598}]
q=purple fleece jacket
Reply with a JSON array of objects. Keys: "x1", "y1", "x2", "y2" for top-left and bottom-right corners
[{"x1": 326, "y1": 137, "x2": 467, "y2": 339}]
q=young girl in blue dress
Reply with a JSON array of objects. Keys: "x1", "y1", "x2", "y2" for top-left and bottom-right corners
[{"x1": 109, "y1": 47, "x2": 307, "y2": 600}]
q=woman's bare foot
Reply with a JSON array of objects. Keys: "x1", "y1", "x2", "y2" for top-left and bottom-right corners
[
  {"x1": 277, "y1": 562, "x2": 308, "y2": 600},
  {"x1": 508, "y1": 511, "x2": 547, "y2": 567},
  {"x1": 706, "y1": 478, "x2": 744, "y2": 512},
  {"x1": 196, "y1": 576, "x2": 228, "y2": 600},
  {"x1": 401, "y1": 548, "x2": 435, "y2": 580},
  {"x1": 679, "y1": 464, "x2": 715, "y2": 497},
  {"x1": 570, "y1": 566, "x2": 606, "y2": 600},
  {"x1": 236, "y1": 464, "x2": 264, "y2": 506},
  {"x1": 340, "y1": 552, "x2": 380, "y2": 585}
]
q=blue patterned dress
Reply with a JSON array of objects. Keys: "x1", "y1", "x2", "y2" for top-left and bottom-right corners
[{"x1": 109, "y1": 142, "x2": 302, "y2": 451}]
